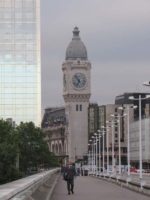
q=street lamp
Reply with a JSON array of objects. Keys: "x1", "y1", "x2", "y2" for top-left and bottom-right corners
[
  {"x1": 88, "y1": 140, "x2": 93, "y2": 174},
  {"x1": 111, "y1": 122, "x2": 115, "y2": 175},
  {"x1": 106, "y1": 120, "x2": 115, "y2": 175},
  {"x1": 101, "y1": 127, "x2": 105, "y2": 174},
  {"x1": 97, "y1": 130, "x2": 102, "y2": 176},
  {"x1": 91, "y1": 136, "x2": 95, "y2": 175},
  {"x1": 106, "y1": 120, "x2": 119, "y2": 176},
  {"x1": 106, "y1": 121, "x2": 113, "y2": 175},
  {"x1": 101, "y1": 126, "x2": 110, "y2": 175},
  {"x1": 111, "y1": 114, "x2": 126, "y2": 176},
  {"x1": 106, "y1": 125, "x2": 109, "y2": 175},
  {"x1": 118, "y1": 105, "x2": 137, "y2": 178},
  {"x1": 100, "y1": 127, "x2": 106, "y2": 175},
  {"x1": 94, "y1": 133, "x2": 98, "y2": 176},
  {"x1": 129, "y1": 95, "x2": 150, "y2": 183},
  {"x1": 143, "y1": 81, "x2": 150, "y2": 86}
]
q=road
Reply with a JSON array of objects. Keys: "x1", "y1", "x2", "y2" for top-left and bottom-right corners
[{"x1": 51, "y1": 176, "x2": 150, "y2": 200}]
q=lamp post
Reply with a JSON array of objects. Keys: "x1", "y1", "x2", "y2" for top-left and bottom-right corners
[
  {"x1": 102, "y1": 129, "x2": 105, "y2": 174},
  {"x1": 92, "y1": 134, "x2": 97, "y2": 176},
  {"x1": 101, "y1": 126, "x2": 110, "y2": 175},
  {"x1": 91, "y1": 136, "x2": 95, "y2": 175},
  {"x1": 129, "y1": 95, "x2": 150, "y2": 182},
  {"x1": 88, "y1": 139, "x2": 93, "y2": 174},
  {"x1": 111, "y1": 114, "x2": 126, "y2": 176},
  {"x1": 118, "y1": 105, "x2": 137, "y2": 178},
  {"x1": 97, "y1": 130, "x2": 102, "y2": 175},
  {"x1": 91, "y1": 140, "x2": 93, "y2": 175},
  {"x1": 106, "y1": 120, "x2": 120, "y2": 176},
  {"x1": 94, "y1": 133, "x2": 98, "y2": 176},
  {"x1": 106, "y1": 126, "x2": 109, "y2": 175},
  {"x1": 106, "y1": 120, "x2": 117, "y2": 175},
  {"x1": 106, "y1": 122, "x2": 111, "y2": 175},
  {"x1": 100, "y1": 127, "x2": 106, "y2": 175},
  {"x1": 111, "y1": 121, "x2": 115, "y2": 175},
  {"x1": 118, "y1": 118, "x2": 121, "y2": 175}
]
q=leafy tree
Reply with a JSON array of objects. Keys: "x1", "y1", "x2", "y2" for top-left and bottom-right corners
[
  {"x1": 0, "y1": 120, "x2": 59, "y2": 183},
  {"x1": 17, "y1": 122, "x2": 59, "y2": 175},
  {"x1": 0, "y1": 119, "x2": 21, "y2": 184}
]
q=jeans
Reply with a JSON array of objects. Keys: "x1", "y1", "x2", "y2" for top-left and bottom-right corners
[{"x1": 67, "y1": 179, "x2": 74, "y2": 193}]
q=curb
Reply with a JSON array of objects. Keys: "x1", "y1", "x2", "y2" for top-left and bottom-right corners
[{"x1": 46, "y1": 174, "x2": 60, "y2": 200}]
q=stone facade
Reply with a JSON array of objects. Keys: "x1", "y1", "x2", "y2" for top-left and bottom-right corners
[{"x1": 42, "y1": 107, "x2": 68, "y2": 161}]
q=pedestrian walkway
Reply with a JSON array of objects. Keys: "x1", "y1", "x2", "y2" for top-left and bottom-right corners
[{"x1": 51, "y1": 176, "x2": 150, "y2": 200}]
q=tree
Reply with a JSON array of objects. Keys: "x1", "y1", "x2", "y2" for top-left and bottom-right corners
[
  {"x1": 0, "y1": 120, "x2": 59, "y2": 183},
  {"x1": 0, "y1": 119, "x2": 21, "y2": 184},
  {"x1": 17, "y1": 122, "x2": 59, "y2": 175}
]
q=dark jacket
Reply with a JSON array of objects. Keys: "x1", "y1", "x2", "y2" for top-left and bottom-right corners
[{"x1": 64, "y1": 166, "x2": 76, "y2": 181}]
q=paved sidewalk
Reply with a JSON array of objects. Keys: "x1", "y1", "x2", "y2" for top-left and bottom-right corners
[{"x1": 51, "y1": 176, "x2": 150, "y2": 200}]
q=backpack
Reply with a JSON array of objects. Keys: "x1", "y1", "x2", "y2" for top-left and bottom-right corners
[{"x1": 63, "y1": 172, "x2": 68, "y2": 181}]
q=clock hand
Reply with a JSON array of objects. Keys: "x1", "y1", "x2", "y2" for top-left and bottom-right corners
[{"x1": 76, "y1": 76, "x2": 80, "y2": 84}]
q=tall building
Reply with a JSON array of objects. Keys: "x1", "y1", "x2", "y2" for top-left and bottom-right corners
[
  {"x1": 115, "y1": 93, "x2": 150, "y2": 120},
  {"x1": 0, "y1": 0, "x2": 41, "y2": 126},
  {"x1": 62, "y1": 27, "x2": 91, "y2": 162},
  {"x1": 88, "y1": 104, "x2": 128, "y2": 166},
  {"x1": 88, "y1": 103, "x2": 99, "y2": 138},
  {"x1": 130, "y1": 118, "x2": 150, "y2": 169}
]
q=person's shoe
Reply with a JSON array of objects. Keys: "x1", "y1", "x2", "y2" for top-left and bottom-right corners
[
  {"x1": 68, "y1": 192, "x2": 70, "y2": 195},
  {"x1": 71, "y1": 190, "x2": 74, "y2": 194}
]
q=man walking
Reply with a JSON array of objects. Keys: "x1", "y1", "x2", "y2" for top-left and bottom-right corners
[{"x1": 63, "y1": 163, "x2": 76, "y2": 195}]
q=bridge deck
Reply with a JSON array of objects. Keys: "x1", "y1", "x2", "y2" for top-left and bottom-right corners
[{"x1": 51, "y1": 176, "x2": 149, "y2": 200}]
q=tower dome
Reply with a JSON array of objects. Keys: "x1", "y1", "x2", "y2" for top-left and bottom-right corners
[{"x1": 65, "y1": 27, "x2": 88, "y2": 60}]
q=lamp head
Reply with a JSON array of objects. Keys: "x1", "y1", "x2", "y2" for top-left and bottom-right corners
[
  {"x1": 143, "y1": 81, "x2": 150, "y2": 86},
  {"x1": 118, "y1": 107, "x2": 123, "y2": 110},
  {"x1": 146, "y1": 95, "x2": 150, "y2": 99},
  {"x1": 129, "y1": 96, "x2": 134, "y2": 100}
]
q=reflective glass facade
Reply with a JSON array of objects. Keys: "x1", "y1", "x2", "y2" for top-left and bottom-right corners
[{"x1": 0, "y1": 0, "x2": 41, "y2": 126}]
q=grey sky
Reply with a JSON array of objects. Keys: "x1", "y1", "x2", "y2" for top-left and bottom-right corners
[{"x1": 41, "y1": 0, "x2": 150, "y2": 113}]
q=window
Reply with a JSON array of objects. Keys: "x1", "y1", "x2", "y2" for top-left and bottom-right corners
[
  {"x1": 80, "y1": 104, "x2": 82, "y2": 111},
  {"x1": 76, "y1": 104, "x2": 82, "y2": 111},
  {"x1": 76, "y1": 104, "x2": 78, "y2": 111}
]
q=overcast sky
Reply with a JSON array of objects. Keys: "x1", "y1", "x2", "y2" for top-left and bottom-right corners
[{"x1": 41, "y1": 0, "x2": 150, "y2": 112}]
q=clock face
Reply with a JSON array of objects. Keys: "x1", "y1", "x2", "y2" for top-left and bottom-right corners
[{"x1": 72, "y1": 73, "x2": 87, "y2": 89}]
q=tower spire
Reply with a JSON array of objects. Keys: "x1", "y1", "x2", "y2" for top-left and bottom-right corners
[{"x1": 73, "y1": 27, "x2": 80, "y2": 38}]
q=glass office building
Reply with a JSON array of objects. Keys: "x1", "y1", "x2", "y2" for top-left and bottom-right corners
[{"x1": 0, "y1": 0, "x2": 41, "y2": 126}]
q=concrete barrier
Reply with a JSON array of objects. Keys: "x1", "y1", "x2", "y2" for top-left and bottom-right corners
[{"x1": 0, "y1": 168, "x2": 60, "y2": 200}]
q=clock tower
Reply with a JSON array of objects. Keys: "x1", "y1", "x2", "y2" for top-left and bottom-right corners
[{"x1": 62, "y1": 27, "x2": 91, "y2": 162}]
